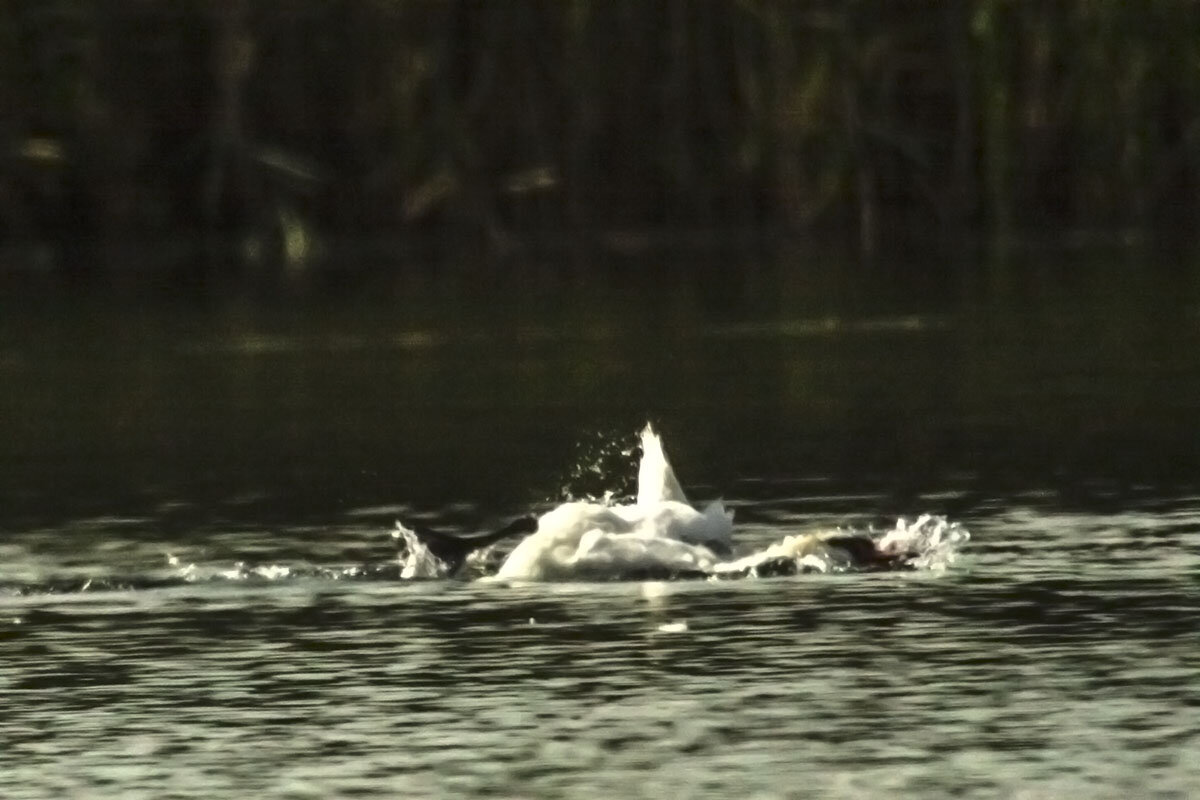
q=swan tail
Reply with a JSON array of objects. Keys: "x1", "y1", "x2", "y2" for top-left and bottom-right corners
[{"x1": 637, "y1": 423, "x2": 689, "y2": 506}]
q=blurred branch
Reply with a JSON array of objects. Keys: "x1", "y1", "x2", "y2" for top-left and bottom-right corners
[{"x1": 0, "y1": 0, "x2": 1196, "y2": 265}]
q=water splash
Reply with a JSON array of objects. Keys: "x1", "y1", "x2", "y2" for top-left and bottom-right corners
[
  {"x1": 393, "y1": 522, "x2": 448, "y2": 580},
  {"x1": 220, "y1": 563, "x2": 294, "y2": 581},
  {"x1": 3, "y1": 513, "x2": 969, "y2": 597},
  {"x1": 459, "y1": 539, "x2": 514, "y2": 580},
  {"x1": 878, "y1": 514, "x2": 970, "y2": 571},
  {"x1": 554, "y1": 428, "x2": 638, "y2": 503},
  {"x1": 712, "y1": 536, "x2": 851, "y2": 578},
  {"x1": 711, "y1": 515, "x2": 970, "y2": 579},
  {"x1": 167, "y1": 554, "x2": 306, "y2": 583}
]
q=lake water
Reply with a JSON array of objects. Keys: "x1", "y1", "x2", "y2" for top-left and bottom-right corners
[{"x1": 1, "y1": 244, "x2": 1199, "y2": 798}]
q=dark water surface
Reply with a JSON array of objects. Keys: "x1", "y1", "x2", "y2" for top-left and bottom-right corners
[{"x1": 2, "y1": 247, "x2": 1200, "y2": 798}]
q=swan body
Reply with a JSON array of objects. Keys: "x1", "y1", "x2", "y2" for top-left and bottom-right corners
[{"x1": 493, "y1": 425, "x2": 732, "y2": 581}]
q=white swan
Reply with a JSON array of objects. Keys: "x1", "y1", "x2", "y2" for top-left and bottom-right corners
[
  {"x1": 395, "y1": 425, "x2": 965, "y2": 581},
  {"x1": 493, "y1": 424, "x2": 733, "y2": 581}
]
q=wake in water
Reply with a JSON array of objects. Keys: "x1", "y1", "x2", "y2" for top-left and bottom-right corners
[{"x1": 396, "y1": 424, "x2": 969, "y2": 582}]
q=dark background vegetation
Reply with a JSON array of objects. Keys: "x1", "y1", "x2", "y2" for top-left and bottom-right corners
[
  {"x1": 2, "y1": 0, "x2": 1199, "y2": 277},
  {"x1": 3, "y1": 2, "x2": 1200, "y2": 529}
]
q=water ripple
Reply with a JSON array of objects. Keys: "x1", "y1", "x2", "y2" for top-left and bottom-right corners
[{"x1": 2, "y1": 504, "x2": 1198, "y2": 798}]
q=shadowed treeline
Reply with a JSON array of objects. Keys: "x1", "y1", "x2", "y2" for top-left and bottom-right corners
[{"x1": 3, "y1": 1, "x2": 1200, "y2": 272}]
